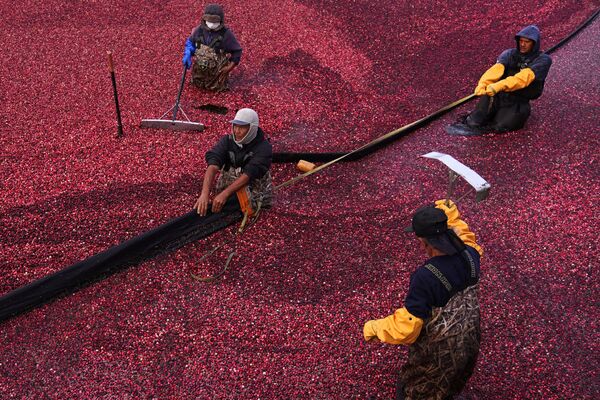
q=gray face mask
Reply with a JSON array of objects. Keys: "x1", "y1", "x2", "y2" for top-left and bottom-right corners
[{"x1": 232, "y1": 125, "x2": 258, "y2": 147}]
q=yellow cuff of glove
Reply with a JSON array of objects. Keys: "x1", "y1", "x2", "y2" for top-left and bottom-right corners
[
  {"x1": 434, "y1": 199, "x2": 483, "y2": 256},
  {"x1": 475, "y1": 63, "x2": 505, "y2": 96},
  {"x1": 485, "y1": 68, "x2": 535, "y2": 96}
]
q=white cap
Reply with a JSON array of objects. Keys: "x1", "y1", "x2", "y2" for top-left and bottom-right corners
[{"x1": 230, "y1": 108, "x2": 259, "y2": 127}]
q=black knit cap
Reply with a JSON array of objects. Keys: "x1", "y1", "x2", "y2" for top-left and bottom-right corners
[
  {"x1": 404, "y1": 206, "x2": 462, "y2": 255},
  {"x1": 203, "y1": 3, "x2": 224, "y2": 23}
]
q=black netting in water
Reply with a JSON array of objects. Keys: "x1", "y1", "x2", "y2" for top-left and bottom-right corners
[{"x1": 0, "y1": 200, "x2": 242, "y2": 323}]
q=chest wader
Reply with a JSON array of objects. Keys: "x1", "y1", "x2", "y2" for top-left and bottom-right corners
[
  {"x1": 399, "y1": 278, "x2": 481, "y2": 399},
  {"x1": 215, "y1": 167, "x2": 274, "y2": 215},
  {"x1": 191, "y1": 36, "x2": 230, "y2": 92}
]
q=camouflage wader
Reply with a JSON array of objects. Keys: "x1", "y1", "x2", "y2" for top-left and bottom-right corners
[
  {"x1": 215, "y1": 167, "x2": 273, "y2": 211},
  {"x1": 399, "y1": 284, "x2": 481, "y2": 400},
  {"x1": 191, "y1": 40, "x2": 230, "y2": 92}
]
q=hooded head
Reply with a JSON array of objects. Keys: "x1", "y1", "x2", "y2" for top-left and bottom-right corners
[
  {"x1": 515, "y1": 25, "x2": 541, "y2": 54},
  {"x1": 230, "y1": 108, "x2": 259, "y2": 146},
  {"x1": 202, "y1": 3, "x2": 225, "y2": 30}
]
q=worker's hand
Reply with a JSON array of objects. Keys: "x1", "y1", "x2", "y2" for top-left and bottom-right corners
[
  {"x1": 215, "y1": 62, "x2": 235, "y2": 86},
  {"x1": 181, "y1": 47, "x2": 193, "y2": 69},
  {"x1": 435, "y1": 199, "x2": 461, "y2": 222},
  {"x1": 474, "y1": 84, "x2": 487, "y2": 96},
  {"x1": 183, "y1": 52, "x2": 193, "y2": 69},
  {"x1": 211, "y1": 191, "x2": 229, "y2": 213},
  {"x1": 182, "y1": 39, "x2": 196, "y2": 70},
  {"x1": 363, "y1": 320, "x2": 380, "y2": 342},
  {"x1": 485, "y1": 82, "x2": 501, "y2": 96},
  {"x1": 435, "y1": 199, "x2": 456, "y2": 209},
  {"x1": 194, "y1": 192, "x2": 210, "y2": 216}
]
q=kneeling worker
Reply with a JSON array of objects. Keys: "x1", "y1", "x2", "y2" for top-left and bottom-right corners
[
  {"x1": 182, "y1": 3, "x2": 242, "y2": 91},
  {"x1": 195, "y1": 108, "x2": 273, "y2": 217},
  {"x1": 364, "y1": 200, "x2": 483, "y2": 399},
  {"x1": 464, "y1": 25, "x2": 552, "y2": 133}
]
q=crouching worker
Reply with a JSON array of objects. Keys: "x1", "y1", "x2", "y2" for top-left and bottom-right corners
[
  {"x1": 364, "y1": 200, "x2": 483, "y2": 400},
  {"x1": 195, "y1": 108, "x2": 273, "y2": 218},
  {"x1": 460, "y1": 25, "x2": 552, "y2": 135},
  {"x1": 182, "y1": 3, "x2": 242, "y2": 91}
]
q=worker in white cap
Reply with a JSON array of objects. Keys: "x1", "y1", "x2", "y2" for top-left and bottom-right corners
[{"x1": 194, "y1": 108, "x2": 273, "y2": 216}]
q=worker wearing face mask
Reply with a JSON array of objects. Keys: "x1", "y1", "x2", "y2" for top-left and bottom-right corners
[{"x1": 182, "y1": 3, "x2": 243, "y2": 91}]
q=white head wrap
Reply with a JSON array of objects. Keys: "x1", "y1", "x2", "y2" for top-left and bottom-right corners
[{"x1": 230, "y1": 108, "x2": 259, "y2": 147}]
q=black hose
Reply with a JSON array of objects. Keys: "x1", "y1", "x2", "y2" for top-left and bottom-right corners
[{"x1": 545, "y1": 7, "x2": 599, "y2": 54}]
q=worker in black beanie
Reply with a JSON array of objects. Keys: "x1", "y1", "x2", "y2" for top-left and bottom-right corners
[
  {"x1": 182, "y1": 3, "x2": 243, "y2": 91},
  {"x1": 364, "y1": 200, "x2": 483, "y2": 399}
]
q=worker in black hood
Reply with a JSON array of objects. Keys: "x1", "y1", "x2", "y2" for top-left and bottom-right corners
[
  {"x1": 182, "y1": 3, "x2": 243, "y2": 91},
  {"x1": 455, "y1": 25, "x2": 552, "y2": 135}
]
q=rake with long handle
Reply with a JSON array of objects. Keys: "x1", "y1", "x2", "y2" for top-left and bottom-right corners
[{"x1": 140, "y1": 66, "x2": 205, "y2": 132}]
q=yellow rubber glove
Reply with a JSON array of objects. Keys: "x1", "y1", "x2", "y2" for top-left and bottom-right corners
[
  {"x1": 363, "y1": 307, "x2": 423, "y2": 345},
  {"x1": 486, "y1": 67, "x2": 535, "y2": 96},
  {"x1": 474, "y1": 63, "x2": 505, "y2": 96},
  {"x1": 435, "y1": 199, "x2": 483, "y2": 256}
]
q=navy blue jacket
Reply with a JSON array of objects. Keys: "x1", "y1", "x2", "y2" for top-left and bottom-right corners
[
  {"x1": 190, "y1": 25, "x2": 242, "y2": 64},
  {"x1": 405, "y1": 246, "x2": 481, "y2": 319},
  {"x1": 497, "y1": 25, "x2": 552, "y2": 100},
  {"x1": 205, "y1": 128, "x2": 272, "y2": 182}
]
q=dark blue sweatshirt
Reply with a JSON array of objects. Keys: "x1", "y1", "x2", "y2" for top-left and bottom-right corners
[{"x1": 405, "y1": 246, "x2": 481, "y2": 319}]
